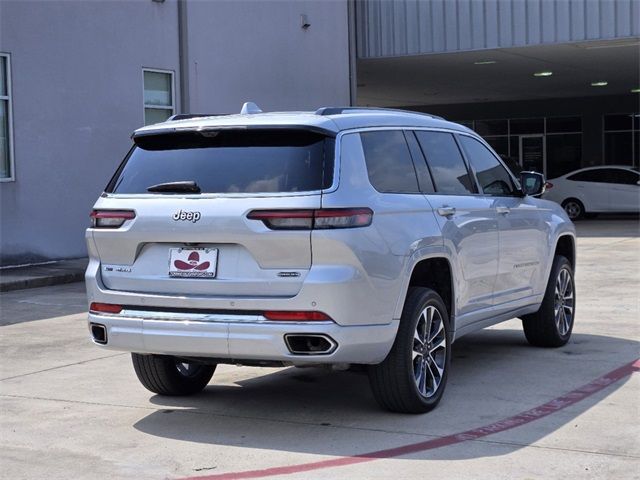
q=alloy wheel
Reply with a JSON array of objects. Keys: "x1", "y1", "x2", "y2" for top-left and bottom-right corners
[
  {"x1": 564, "y1": 202, "x2": 581, "y2": 220},
  {"x1": 554, "y1": 267, "x2": 574, "y2": 336},
  {"x1": 412, "y1": 306, "x2": 447, "y2": 398},
  {"x1": 175, "y1": 361, "x2": 200, "y2": 377}
]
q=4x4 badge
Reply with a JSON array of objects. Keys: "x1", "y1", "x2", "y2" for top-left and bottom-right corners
[{"x1": 172, "y1": 209, "x2": 201, "y2": 223}]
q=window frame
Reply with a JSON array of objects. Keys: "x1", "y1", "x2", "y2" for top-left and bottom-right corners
[
  {"x1": 142, "y1": 68, "x2": 176, "y2": 126},
  {"x1": 404, "y1": 130, "x2": 435, "y2": 194},
  {"x1": 0, "y1": 52, "x2": 15, "y2": 182},
  {"x1": 413, "y1": 129, "x2": 480, "y2": 196},
  {"x1": 456, "y1": 133, "x2": 521, "y2": 197}
]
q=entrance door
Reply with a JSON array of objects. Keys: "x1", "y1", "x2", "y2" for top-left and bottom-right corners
[{"x1": 519, "y1": 135, "x2": 546, "y2": 177}]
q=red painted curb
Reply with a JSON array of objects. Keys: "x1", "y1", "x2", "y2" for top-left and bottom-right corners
[{"x1": 182, "y1": 358, "x2": 640, "y2": 480}]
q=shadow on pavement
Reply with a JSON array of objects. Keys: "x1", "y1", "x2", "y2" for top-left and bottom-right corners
[
  {"x1": 574, "y1": 217, "x2": 639, "y2": 238},
  {"x1": 133, "y1": 329, "x2": 637, "y2": 462}
]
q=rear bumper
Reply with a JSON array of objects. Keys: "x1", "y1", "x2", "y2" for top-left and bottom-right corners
[{"x1": 87, "y1": 311, "x2": 398, "y2": 365}]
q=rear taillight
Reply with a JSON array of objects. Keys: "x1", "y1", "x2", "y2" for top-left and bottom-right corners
[
  {"x1": 545, "y1": 182, "x2": 554, "y2": 189},
  {"x1": 90, "y1": 210, "x2": 135, "y2": 228},
  {"x1": 247, "y1": 208, "x2": 373, "y2": 230},
  {"x1": 263, "y1": 311, "x2": 332, "y2": 322},
  {"x1": 247, "y1": 210, "x2": 314, "y2": 230},
  {"x1": 89, "y1": 302, "x2": 123, "y2": 314}
]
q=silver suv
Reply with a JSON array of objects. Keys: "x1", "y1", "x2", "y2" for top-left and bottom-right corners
[{"x1": 86, "y1": 105, "x2": 576, "y2": 413}]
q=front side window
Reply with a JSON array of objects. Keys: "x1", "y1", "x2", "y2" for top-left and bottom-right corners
[
  {"x1": 0, "y1": 54, "x2": 13, "y2": 180},
  {"x1": 415, "y1": 131, "x2": 476, "y2": 195},
  {"x1": 458, "y1": 135, "x2": 517, "y2": 196},
  {"x1": 360, "y1": 130, "x2": 420, "y2": 193},
  {"x1": 143, "y1": 69, "x2": 175, "y2": 125},
  {"x1": 597, "y1": 168, "x2": 640, "y2": 185},
  {"x1": 607, "y1": 169, "x2": 639, "y2": 185}
]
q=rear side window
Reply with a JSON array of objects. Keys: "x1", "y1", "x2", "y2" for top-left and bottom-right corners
[
  {"x1": 415, "y1": 131, "x2": 476, "y2": 194},
  {"x1": 458, "y1": 135, "x2": 518, "y2": 196},
  {"x1": 106, "y1": 129, "x2": 334, "y2": 194},
  {"x1": 360, "y1": 131, "x2": 420, "y2": 193}
]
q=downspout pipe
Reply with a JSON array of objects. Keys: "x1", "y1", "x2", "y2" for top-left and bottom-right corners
[{"x1": 178, "y1": 0, "x2": 189, "y2": 113}]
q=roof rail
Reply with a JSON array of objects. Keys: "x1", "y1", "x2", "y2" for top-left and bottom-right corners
[
  {"x1": 167, "y1": 113, "x2": 229, "y2": 121},
  {"x1": 315, "y1": 106, "x2": 443, "y2": 120}
]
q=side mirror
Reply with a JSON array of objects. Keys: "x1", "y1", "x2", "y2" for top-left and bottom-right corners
[{"x1": 520, "y1": 171, "x2": 546, "y2": 197}]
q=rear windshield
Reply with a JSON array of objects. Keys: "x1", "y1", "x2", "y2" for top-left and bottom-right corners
[{"x1": 106, "y1": 129, "x2": 335, "y2": 194}]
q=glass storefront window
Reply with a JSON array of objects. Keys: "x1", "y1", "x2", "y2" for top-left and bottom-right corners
[
  {"x1": 474, "y1": 119, "x2": 508, "y2": 136},
  {"x1": 547, "y1": 117, "x2": 581, "y2": 133},
  {"x1": 604, "y1": 131, "x2": 633, "y2": 165},
  {"x1": 604, "y1": 114, "x2": 632, "y2": 131},
  {"x1": 483, "y1": 136, "x2": 509, "y2": 158},
  {"x1": 546, "y1": 134, "x2": 582, "y2": 179},
  {"x1": 510, "y1": 118, "x2": 544, "y2": 135},
  {"x1": 604, "y1": 113, "x2": 638, "y2": 166}
]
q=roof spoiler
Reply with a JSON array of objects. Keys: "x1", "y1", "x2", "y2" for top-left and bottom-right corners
[
  {"x1": 167, "y1": 113, "x2": 228, "y2": 121},
  {"x1": 166, "y1": 102, "x2": 264, "y2": 122}
]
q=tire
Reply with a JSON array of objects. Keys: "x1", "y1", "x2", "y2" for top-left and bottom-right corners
[
  {"x1": 561, "y1": 198, "x2": 585, "y2": 220},
  {"x1": 521, "y1": 255, "x2": 575, "y2": 348},
  {"x1": 131, "y1": 353, "x2": 215, "y2": 395},
  {"x1": 368, "y1": 287, "x2": 451, "y2": 413}
]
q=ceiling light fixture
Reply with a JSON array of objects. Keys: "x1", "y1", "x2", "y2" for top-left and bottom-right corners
[
  {"x1": 474, "y1": 60, "x2": 497, "y2": 65},
  {"x1": 591, "y1": 81, "x2": 608, "y2": 87},
  {"x1": 533, "y1": 71, "x2": 553, "y2": 77}
]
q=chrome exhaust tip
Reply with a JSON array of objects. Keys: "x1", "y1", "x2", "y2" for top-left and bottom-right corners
[
  {"x1": 90, "y1": 323, "x2": 108, "y2": 345},
  {"x1": 284, "y1": 334, "x2": 337, "y2": 355}
]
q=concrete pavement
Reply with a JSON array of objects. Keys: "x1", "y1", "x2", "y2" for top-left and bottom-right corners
[
  {"x1": 0, "y1": 258, "x2": 87, "y2": 292},
  {"x1": 0, "y1": 219, "x2": 638, "y2": 479}
]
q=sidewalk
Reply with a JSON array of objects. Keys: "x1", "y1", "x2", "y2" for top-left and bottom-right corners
[{"x1": 0, "y1": 258, "x2": 88, "y2": 292}]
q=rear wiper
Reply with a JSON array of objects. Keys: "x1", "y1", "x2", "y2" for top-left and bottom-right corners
[{"x1": 147, "y1": 181, "x2": 201, "y2": 193}]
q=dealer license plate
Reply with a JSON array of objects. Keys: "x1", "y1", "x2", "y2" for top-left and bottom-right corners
[{"x1": 169, "y1": 248, "x2": 218, "y2": 278}]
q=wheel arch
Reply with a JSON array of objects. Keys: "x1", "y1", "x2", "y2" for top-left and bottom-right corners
[
  {"x1": 554, "y1": 234, "x2": 576, "y2": 270},
  {"x1": 399, "y1": 256, "x2": 455, "y2": 333}
]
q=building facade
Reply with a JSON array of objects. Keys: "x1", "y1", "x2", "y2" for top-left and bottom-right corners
[
  {"x1": 0, "y1": 0, "x2": 638, "y2": 265},
  {"x1": 0, "y1": 0, "x2": 351, "y2": 265},
  {"x1": 356, "y1": 0, "x2": 639, "y2": 178}
]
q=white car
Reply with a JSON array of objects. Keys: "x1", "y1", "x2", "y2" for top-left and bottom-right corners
[{"x1": 544, "y1": 166, "x2": 640, "y2": 220}]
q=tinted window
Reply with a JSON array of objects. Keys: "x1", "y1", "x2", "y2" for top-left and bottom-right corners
[
  {"x1": 360, "y1": 131, "x2": 420, "y2": 193},
  {"x1": 415, "y1": 131, "x2": 476, "y2": 195},
  {"x1": 567, "y1": 170, "x2": 603, "y2": 182},
  {"x1": 107, "y1": 130, "x2": 333, "y2": 194},
  {"x1": 567, "y1": 168, "x2": 640, "y2": 184},
  {"x1": 601, "y1": 169, "x2": 640, "y2": 185},
  {"x1": 459, "y1": 136, "x2": 517, "y2": 196}
]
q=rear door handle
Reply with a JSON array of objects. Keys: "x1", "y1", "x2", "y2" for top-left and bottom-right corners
[
  {"x1": 496, "y1": 206, "x2": 511, "y2": 215},
  {"x1": 437, "y1": 206, "x2": 456, "y2": 217}
]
